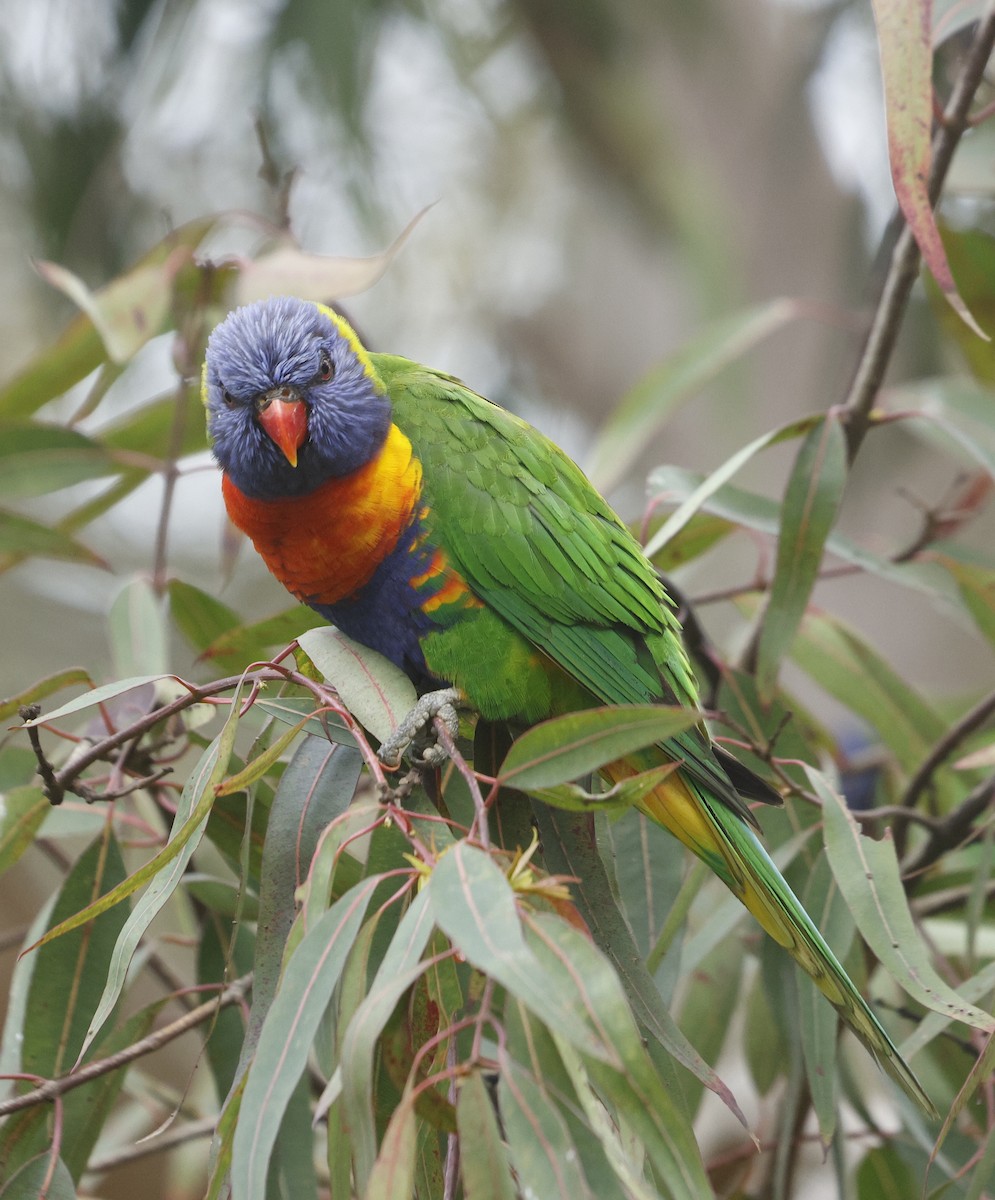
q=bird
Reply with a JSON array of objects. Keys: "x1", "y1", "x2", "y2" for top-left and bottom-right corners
[{"x1": 203, "y1": 295, "x2": 935, "y2": 1115}]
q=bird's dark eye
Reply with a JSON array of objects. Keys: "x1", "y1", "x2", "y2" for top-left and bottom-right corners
[
  {"x1": 222, "y1": 387, "x2": 237, "y2": 409},
  {"x1": 316, "y1": 349, "x2": 334, "y2": 383}
]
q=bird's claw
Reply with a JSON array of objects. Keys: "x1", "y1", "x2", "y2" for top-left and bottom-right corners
[{"x1": 378, "y1": 688, "x2": 462, "y2": 769}]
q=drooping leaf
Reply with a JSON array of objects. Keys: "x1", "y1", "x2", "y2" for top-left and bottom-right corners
[
  {"x1": 237, "y1": 736, "x2": 363, "y2": 1079},
  {"x1": 339, "y1": 890, "x2": 436, "y2": 1192},
  {"x1": 526, "y1": 913, "x2": 711, "y2": 1200},
  {"x1": 756, "y1": 415, "x2": 848, "y2": 699},
  {"x1": 233, "y1": 207, "x2": 430, "y2": 305},
  {"x1": 109, "y1": 577, "x2": 168, "y2": 678},
  {"x1": 817, "y1": 768, "x2": 993, "y2": 1030},
  {"x1": 35, "y1": 246, "x2": 192, "y2": 364},
  {"x1": 797, "y1": 851, "x2": 854, "y2": 1144},
  {"x1": 871, "y1": 0, "x2": 986, "y2": 336},
  {"x1": 364, "y1": 1091, "x2": 418, "y2": 1200},
  {"x1": 230, "y1": 875, "x2": 383, "y2": 1200},
  {"x1": 457, "y1": 1071, "x2": 517, "y2": 1200},
  {"x1": 534, "y1": 805, "x2": 750, "y2": 1128}
]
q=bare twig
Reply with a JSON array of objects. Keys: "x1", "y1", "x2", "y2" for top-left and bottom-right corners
[
  {"x1": 901, "y1": 686, "x2": 995, "y2": 810},
  {"x1": 842, "y1": 6, "x2": 995, "y2": 458},
  {"x1": 85, "y1": 1114, "x2": 217, "y2": 1175},
  {"x1": 904, "y1": 771, "x2": 995, "y2": 878},
  {"x1": 0, "y1": 974, "x2": 251, "y2": 1119}
]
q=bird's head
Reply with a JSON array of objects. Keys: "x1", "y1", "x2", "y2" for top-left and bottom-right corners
[{"x1": 203, "y1": 297, "x2": 392, "y2": 499}]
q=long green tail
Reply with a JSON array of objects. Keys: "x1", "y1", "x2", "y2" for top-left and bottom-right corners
[{"x1": 607, "y1": 759, "x2": 937, "y2": 1117}]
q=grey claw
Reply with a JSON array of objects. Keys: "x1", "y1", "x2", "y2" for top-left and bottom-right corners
[{"x1": 377, "y1": 687, "x2": 462, "y2": 768}]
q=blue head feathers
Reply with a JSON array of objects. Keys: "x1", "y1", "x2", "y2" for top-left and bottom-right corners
[{"x1": 204, "y1": 297, "x2": 392, "y2": 499}]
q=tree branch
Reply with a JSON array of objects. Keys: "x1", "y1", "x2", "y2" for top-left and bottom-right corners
[
  {"x1": 0, "y1": 974, "x2": 251, "y2": 1118},
  {"x1": 901, "y1": 685, "x2": 995, "y2": 810},
  {"x1": 904, "y1": 771, "x2": 995, "y2": 878}
]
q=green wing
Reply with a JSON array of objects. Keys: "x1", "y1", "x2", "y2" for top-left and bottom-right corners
[{"x1": 375, "y1": 354, "x2": 756, "y2": 819}]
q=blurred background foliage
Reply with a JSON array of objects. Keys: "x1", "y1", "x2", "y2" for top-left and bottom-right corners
[{"x1": 3, "y1": 0, "x2": 995, "y2": 1197}]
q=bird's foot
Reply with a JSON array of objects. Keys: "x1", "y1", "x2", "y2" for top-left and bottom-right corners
[{"x1": 378, "y1": 688, "x2": 462, "y2": 769}]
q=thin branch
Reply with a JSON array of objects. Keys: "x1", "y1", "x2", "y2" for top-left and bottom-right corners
[
  {"x1": 0, "y1": 974, "x2": 251, "y2": 1118},
  {"x1": 842, "y1": 5, "x2": 995, "y2": 458},
  {"x1": 901, "y1": 685, "x2": 995, "y2": 810},
  {"x1": 904, "y1": 771, "x2": 995, "y2": 877},
  {"x1": 85, "y1": 1114, "x2": 216, "y2": 1175}
]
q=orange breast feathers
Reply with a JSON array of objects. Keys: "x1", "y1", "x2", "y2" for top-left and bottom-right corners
[{"x1": 222, "y1": 424, "x2": 422, "y2": 605}]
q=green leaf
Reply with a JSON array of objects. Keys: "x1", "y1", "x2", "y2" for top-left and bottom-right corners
[
  {"x1": 0, "y1": 1154, "x2": 76, "y2": 1200},
  {"x1": 298, "y1": 626, "x2": 418, "y2": 743},
  {"x1": 339, "y1": 890, "x2": 436, "y2": 1191},
  {"x1": 364, "y1": 1092, "x2": 418, "y2": 1200},
  {"x1": 643, "y1": 412, "x2": 823, "y2": 556},
  {"x1": 497, "y1": 1054, "x2": 591, "y2": 1200},
  {"x1": 675, "y1": 940, "x2": 744, "y2": 1119},
  {"x1": 797, "y1": 852, "x2": 853, "y2": 1144},
  {"x1": 214, "y1": 715, "x2": 310, "y2": 796},
  {"x1": 0, "y1": 312, "x2": 106, "y2": 420},
  {"x1": 200, "y1": 606, "x2": 328, "y2": 671},
  {"x1": 254, "y1": 696, "x2": 355, "y2": 748},
  {"x1": 22, "y1": 831, "x2": 128, "y2": 1081},
  {"x1": 60, "y1": 999, "x2": 164, "y2": 1181},
  {"x1": 498, "y1": 705, "x2": 697, "y2": 790},
  {"x1": 168, "y1": 579, "x2": 241, "y2": 653},
  {"x1": 524, "y1": 761, "x2": 679, "y2": 814},
  {"x1": 871, "y1": 0, "x2": 985, "y2": 336},
  {"x1": 929, "y1": 547, "x2": 995, "y2": 648},
  {"x1": 0, "y1": 510, "x2": 105, "y2": 566},
  {"x1": 526, "y1": 913, "x2": 710, "y2": 1200},
  {"x1": 792, "y1": 611, "x2": 946, "y2": 774},
  {"x1": 534, "y1": 805, "x2": 750, "y2": 1128},
  {"x1": 238, "y1": 736, "x2": 363, "y2": 1079},
  {"x1": 230, "y1": 875, "x2": 383, "y2": 1200},
  {"x1": 427, "y1": 843, "x2": 608, "y2": 1061},
  {"x1": 649, "y1": 463, "x2": 940, "y2": 598},
  {"x1": 0, "y1": 787, "x2": 48, "y2": 874},
  {"x1": 100, "y1": 385, "x2": 207, "y2": 458},
  {"x1": 457, "y1": 1072, "x2": 517, "y2": 1200},
  {"x1": 0, "y1": 423, "x2": 115, "y2": 498},
  {"x1": 36, "y1": 247, "x2": 191, "y2": 364},
  {"x1": 20, "y1": 674, "x2": 178, "y2": 726},
  {"x1": 855, "y1": 1143, "x2": 918, "y2": 1200},
  {"x1": 757, "y1": 415, "x2": 847, "y2": 699},
  {"x1": 588, "y1": 298, "x2": 802, "y2": 493},
  {"x1": 109, "y1": 577, "x2": 168, "y2": 677},
  {"x1": 817, "y1": 768, "x2": 994, "y2": 1031},
  {"x1": 0, "y1": 668, "x2": 94, "y2": 724}
]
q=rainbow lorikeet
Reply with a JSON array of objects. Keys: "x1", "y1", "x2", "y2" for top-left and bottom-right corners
[{"x1": 204, "y1": 296, "x2": 933, "y2": 1114}]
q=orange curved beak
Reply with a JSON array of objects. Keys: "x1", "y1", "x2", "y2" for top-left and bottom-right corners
[{"x1": 257, "y1": 388, "x2": 308, "y2": 467}]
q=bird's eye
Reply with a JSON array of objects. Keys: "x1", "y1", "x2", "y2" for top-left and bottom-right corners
[
  {"x1": 222, "y1": 387, "x2": 237, "y2": 409},
  {"x1": 316, "y1": 349, "x2": 334, "y2": 383}
]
